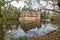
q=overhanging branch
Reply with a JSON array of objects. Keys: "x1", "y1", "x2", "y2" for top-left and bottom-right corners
[{"x1": 41, "y1": 8, "x2": 60, "y2": 13}]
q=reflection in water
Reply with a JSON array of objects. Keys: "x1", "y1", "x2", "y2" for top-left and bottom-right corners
[
  {"x1": 5, "y1": 25, "x2": 26, "y2": 38},
  {"x1": 27, "y1": 23, "x2": 58, "y2": 36},
  {"x1": 5, "y1": 23, "x2": 58, "y2": 39},
  {"x1": 4, "y1": 18, "x2": 59, "y2": 40}
]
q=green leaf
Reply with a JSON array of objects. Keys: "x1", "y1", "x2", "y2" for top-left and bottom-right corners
[
  {"x1": 29, "y1": 1, "x2": 32, "y2": 5},
  {"x1": 37, "y1": 0, "x2": 40, "y2": 3},
  {"x1": 16, "y1": 0, "x2": 19, "y2": 3},
  {"x1": 0, "y1": 1, "x2": 5, "y2": 7},
  {"x1": 28, "y1": 0, "x2": 32, "y2": 5}
]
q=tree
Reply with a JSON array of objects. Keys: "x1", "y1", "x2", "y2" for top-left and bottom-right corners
[{"x1": 0, "y1": 1, "x2": 20, "y2": 40}]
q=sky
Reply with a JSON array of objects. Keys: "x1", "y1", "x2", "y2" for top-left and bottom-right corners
[
  {"x1": 10, "y1": 0, "x2": 39, "y2": 9},
  {"x1": 11, "y1": 1, "x2": 27, "y2": 8},
  {"x1": 4, "y1": 0, "x2": 58, "y2": 10}
]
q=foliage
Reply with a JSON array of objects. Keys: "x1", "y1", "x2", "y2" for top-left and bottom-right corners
[
  {"x1": 0, "y1": 1, "x2": 20, "y2": 40},
  {"x1": 19, "y1": 36, "x2": 28, "y2": 40},
  {"x1": 0, "y1": 3, "x2": 20, "y2": 29},
  {"x1": 37, "y1": 0, "x2": 40, "y2": 4},
  {"x1": 0, "y1": 1, "x2": 5, "y2": 7},
  {"x1": 24, "y1": 0, "x2": 32, "y2": 9},
  {"x1": 5, "y1": 37, "x2": 10, "y2": 40},
  {"x1": 55, "y1": 30, "x2": 60, "y2": 35}
]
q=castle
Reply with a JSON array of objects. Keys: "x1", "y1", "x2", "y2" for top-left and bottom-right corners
[{"x1": 19, "y1": 11, "x2": 40, "y2": 23}]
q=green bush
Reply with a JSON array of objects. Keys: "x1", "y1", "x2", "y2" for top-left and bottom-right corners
[{"x1": 19, "y1": 36, "x2": 28, "y2": 40}]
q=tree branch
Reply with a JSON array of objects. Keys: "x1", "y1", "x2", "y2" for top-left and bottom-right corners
[{"x1": 40, "y1": 8, "x2": 60, "y2": 13}]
